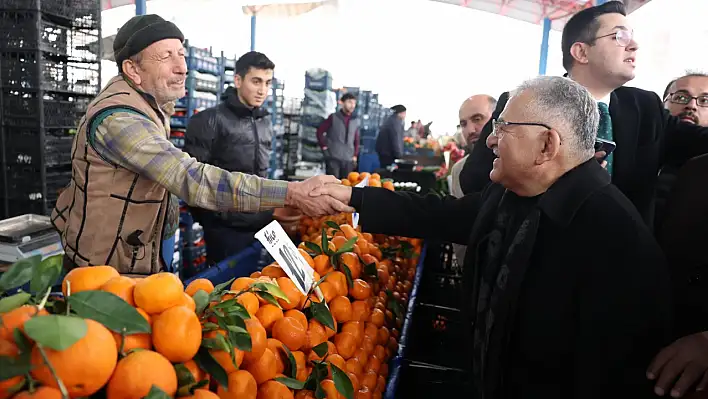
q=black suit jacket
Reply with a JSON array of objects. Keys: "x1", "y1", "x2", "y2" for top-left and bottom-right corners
[
  {"x1": 459, "y1": 86, "x2": 708, "y2": 228},
  {"x1": 351, "y1": 160, "x2": 672, "y2": 399},
  {"x1": 658, "y1": 154, "x2": 708, "y2": 336}
]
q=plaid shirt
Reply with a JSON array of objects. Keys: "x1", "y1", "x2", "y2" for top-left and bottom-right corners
[{"x1": 93, "y1": 112, "x2": 288, "y2": 217}]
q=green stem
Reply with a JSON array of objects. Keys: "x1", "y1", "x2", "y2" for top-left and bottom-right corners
[
  {"x1": 37, "y1": 344, "x2": 69, "y2": 399},
  {"x1": 36, "y1": 287, "x2": 52, "y2": 311},
  {"x1": 118, "y1": 331, "x2": 127, "y2": 357},
  {"x1": 26, "y1": 373, "x2": 35, "y2": 392}
]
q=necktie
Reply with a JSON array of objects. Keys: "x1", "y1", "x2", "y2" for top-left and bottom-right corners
[{"x1": 597, "y1": 102, "x2": 613, "y2": 176}]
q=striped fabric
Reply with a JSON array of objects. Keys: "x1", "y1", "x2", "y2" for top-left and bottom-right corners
[{"x1": 93, "y1": 112, "x2": 288, "y2": 212}]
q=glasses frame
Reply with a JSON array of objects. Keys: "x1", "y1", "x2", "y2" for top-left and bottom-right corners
[
  {"x1": 595, "y1": 29, "x2": 634, "y2": 47},
  {"x1": 666, "y1": 92, "x2": 708, "y2": 108},
  {"x1": 491, "y1": 119, "x2": 553, "y2": 137}
]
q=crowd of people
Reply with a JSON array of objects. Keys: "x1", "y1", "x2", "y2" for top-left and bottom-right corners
[{"x1": 48, "y1": 1, "x2": 708, "y2": 397}]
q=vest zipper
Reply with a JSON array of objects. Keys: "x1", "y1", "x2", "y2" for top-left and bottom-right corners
[
  {"x1": 129, "y1": 246, "x2": 139, "y2": 272},
  {"x1": 251, "y1": 116, "x2": 259, "y2": 174}
]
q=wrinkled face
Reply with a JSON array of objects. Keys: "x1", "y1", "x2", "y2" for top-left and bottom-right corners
[
  {"x1": 582, "y1": 13, "x2": 639, "y2": 86},
  {"x1": 486, "y1": 91, "x2": 547, "y2": 189},
  {"x1": 342, "y1": 99, "x2": 357, "y2": 114},
  {"x1": 664, "y1": 76, "x2": 708, "y2": 126},
  {"x1": 235, "y1": 67, "x2": 274, "y2": 108},
  {"x1": 398, "y1": 111, "x2": 407, "y2": 121},
  {"x1": 123, "y1": 39, "x2": 187, "y2": 105},
  {"x1": 459, "y1": 97, "x2": 494, "y2": 145}
]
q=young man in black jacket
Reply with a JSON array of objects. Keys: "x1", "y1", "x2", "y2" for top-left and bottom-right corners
[{"x1": 184, "y1": 51, "x2": 283, "y2": 264}]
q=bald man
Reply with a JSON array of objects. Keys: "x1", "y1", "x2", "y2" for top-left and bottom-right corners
[
  {"x1": 449, "y1": 94, "x2": 496, "y2": 268},
  {"x1": 450, "y1": 94, "x2": 497, "y2": 197}
]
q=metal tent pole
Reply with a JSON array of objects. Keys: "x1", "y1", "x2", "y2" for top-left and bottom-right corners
[
  {"x1": 538, "y1": 18, "x2": 551, "y2": 75},
  {"x1": 135, "y1": 0, "x2": 147, "y2": 15},
  {"x1": 250, "y1": 15, "x2": 257, "y2": 51}
]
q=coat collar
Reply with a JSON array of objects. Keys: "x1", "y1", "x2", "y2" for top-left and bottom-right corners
[{"x1": 537, "y1": 159, "x2": 611, "y2": 228}]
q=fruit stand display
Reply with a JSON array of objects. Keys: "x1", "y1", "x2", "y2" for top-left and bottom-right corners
[{"x1": 0, "y1": 174, "x2": 424, "y2": 399}]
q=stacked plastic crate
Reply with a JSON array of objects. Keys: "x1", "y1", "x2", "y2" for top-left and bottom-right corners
[
  {"x1": 0, "y1": 0, "x2": 101, "y2": 219},
  {"x1": 281, "y1": 98, "x2": 303, "y2": 180},
  {"x1": 170, "y1": 41, "x2": 222, "y2": 278},
  {"x1": 301, "y1": 68, "x2": 336, "y2": 166},
  {"x1": 266, "y1": 78, "x2": 285, "y2": 179}
]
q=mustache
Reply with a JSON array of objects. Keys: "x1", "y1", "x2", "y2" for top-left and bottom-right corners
[{"x1": 678, "y1": 111, "x2": 698, "y2": 124}]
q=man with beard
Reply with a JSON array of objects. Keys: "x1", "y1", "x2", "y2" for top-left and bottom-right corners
[
  {"x1": 647, "y1": 72, "x2": 708, "y2": 399},
  {"x1": 655, "y1": 72, "x2": 708, "y2": 227},
  {"x1": 450, "y1": 94, "x2": 498, "y2": 197}
]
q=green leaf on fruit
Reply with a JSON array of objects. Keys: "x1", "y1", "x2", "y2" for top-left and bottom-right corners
[
  {"x1": 24, "y1": 315, "x2": 87, "y2": 351},
  {"x1": 68, "y1": 291, "x2": 150, "y2": 335},
  {"x1": 310, "y1": 301, "x2": 335, "y2": 331},
  {"x1": 275, "y1": 376, "x2": 306, "y2": 390},
  {"x1": 0, "y1": 292, "x2": 31, "y2": 313},
  {"x1": 193, "y1": 290, "x2": 210, "y2": 315},
  {"x1": 30, "y1": 255, "x2": 63, "y2": 295},
  {"x1": 312, "y1": 342, "x2": 329, "y2": 358},
  {"x1": 194, "y1": 347, "x2": 229, "y2": 388},
  {"x1": 0, "y1": 255, "x2": 41, "y2": 292},
  {"x1": 332, "y1": 363, "x2": 354, "y2": 399}
]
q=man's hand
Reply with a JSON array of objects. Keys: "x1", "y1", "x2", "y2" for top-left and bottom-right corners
[
  {"x1": 647, "y1": 332, "x2": 708, "y2": 397},
  {"x1": 310, "y1": 184, "x2": 353, "y2": 205},
  {"x1": 352, "y1": 156, "x2": 357, "y2": 164},
  {"x1": 594, "y1": 151, "x2": 608, "y2": 169},
  {"x1": 285, "y1": 175, "x2": 354, "y2": 216}
]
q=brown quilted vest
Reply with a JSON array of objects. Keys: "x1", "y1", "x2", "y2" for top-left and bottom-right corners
[{"x1": 51, "y1": 76, "x2": 172, "y2": 275}]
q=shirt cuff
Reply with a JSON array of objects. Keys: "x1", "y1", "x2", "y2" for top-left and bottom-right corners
[
  {"x1": 351, "y1": 187, "x2": 364, "y2": 211},
  {"x1": 261, "y1": 179, "x2": 289, "y2": 209}
]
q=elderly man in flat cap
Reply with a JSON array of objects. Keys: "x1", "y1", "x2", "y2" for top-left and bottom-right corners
[{"x1": 51, "y1": 15, "x2": 352, "y2": 276}]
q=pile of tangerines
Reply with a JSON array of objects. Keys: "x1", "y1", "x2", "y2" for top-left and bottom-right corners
[
  {"x1": 339, "y1": 172, "x2": 395, "y2": 191},
  {"x1": 0, "y1": 214, "x2": 420, "y2": 399}
]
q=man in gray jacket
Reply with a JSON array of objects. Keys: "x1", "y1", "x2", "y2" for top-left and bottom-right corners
[
  {"x1": 376, "y1": 105, "x2": 407, "y2": 167},
  {"x1": 317, "y1": 92, "x2": 360, "y2": 178}
]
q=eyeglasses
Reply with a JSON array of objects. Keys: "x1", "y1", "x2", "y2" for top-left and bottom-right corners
[
  {"x1": 595, "y1": 29, "x2": 634, "y2": 47},
  {"x1": 666, "y1": 92, "x2": 708, "y2": 108},
  {"x1": 491, "y1": 119, "x2": 553, "y2": 137}
]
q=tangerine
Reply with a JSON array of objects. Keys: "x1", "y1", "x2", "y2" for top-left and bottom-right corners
[
  {"x1": 133, "y1": 272, "x2": 184, "y2": 314},
  {"x1": 61, "y1": 265, "x2": 119, "y2": 296},
  {"x1": 111, "y1": 308, "x2": 151, "y2": 353},
  {"x1": 0, "y1": 305, "x2": 47, "y2": 341},
  {"x1": 330, "y1": 296, "x2": 353, "y2": 323},
  {"x1": 11, "y1": 387, "x2": 62, "y2": 399},
  {"x1": 257, "y1": 380, "x2": 294, "y2": 399},
  {"x1": 106, "y1": 350, "x2": 177, "y2": 399},
  {"x1": 185, "y1": 278, "x2": 214, "y2": 296},
  {"x1": 272, "y1": 316, "x2": 306, "y2": 351},
  {"x1": 181, "y1": 389, "x2": 219, "y2": 399},
  {"x1": 245, "y1": 347, "x2": 277, "y2": 384},
  {"x1": 152, "y1": 305, "x2": 202, "y2": 363},
  {"x1": 99, "y1": 276, "x2": 136, "y2": 306},
  {"x1": 216, "y1": 369, "x2": 257, "y2": 399},
  {"x1": 31, "y1": 318, "x2": 117, "y2": 398},
  {"x1": 276, "y1": 277, "x2": 304, "y2": 311},
  {"x1": 242, "y1": 318, "x2": 267, "y2": 364}
]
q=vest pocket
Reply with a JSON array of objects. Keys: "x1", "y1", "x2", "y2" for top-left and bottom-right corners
[{"x1": 117, "y1": 231, "x2": 148, "y2": 274}]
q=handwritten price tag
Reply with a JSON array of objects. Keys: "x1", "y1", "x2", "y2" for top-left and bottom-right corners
[
  {"x1": 352, "y1": 176, "x2": 369, "y2": 229},
  {"x1": 255, "y1": 220, "x2": 318, "y2": 298}
]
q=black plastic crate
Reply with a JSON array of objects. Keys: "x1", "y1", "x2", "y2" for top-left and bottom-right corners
[
  {"x1": 2, "y1": 197, "x2": 46, "y2": 218},
  {"x1": 417, "y1": 272, "x2": 464, "y2": 309},
  {"x1": 1, "y1": 50, "x2": 99, "y2": 95},
  {"x1": 2, "y1": 88, "x2": 89, "y2": 127},
  {"x1": 2, "y1": 125, "x2": 75, "y2": 167},
  {"x1": 0, "y1": 10, "x2": 100, "y2": 61},
  {"x1": 392, "y1": 361, "x2": 472, "y2": 398},
  {"x1": 404, "y1": 303, "x2": 470, "y2": 370},
  {"x1": 423, "y1": 240, "x2": 461, "y2": 275},
  {"x1": 0, "y1": 0, "x2": 100, "y2": 29}
]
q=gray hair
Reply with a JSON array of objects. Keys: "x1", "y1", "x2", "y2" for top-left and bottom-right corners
[{"x1": 512, "y1": 76, "x2": 598, "y2": 159}]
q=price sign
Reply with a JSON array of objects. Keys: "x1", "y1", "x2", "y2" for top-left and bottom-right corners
[
  {"x1": 255, "y1": 220, "x2": 316, "y2": 297},
  {"x1": 352, "y1": 176, "x2": 369, "y2": 229}
]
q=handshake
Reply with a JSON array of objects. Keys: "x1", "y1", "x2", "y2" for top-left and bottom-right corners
[{"x1": 283, "y1": 175, "x2": 355, "y2": 217}]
